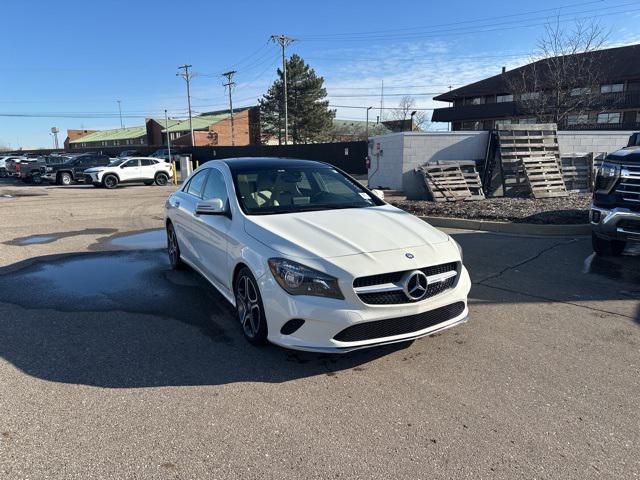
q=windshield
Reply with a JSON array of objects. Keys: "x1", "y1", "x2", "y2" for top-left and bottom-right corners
[{"x1": 232, "y1": 166, "x2": 382, "y2": 215}]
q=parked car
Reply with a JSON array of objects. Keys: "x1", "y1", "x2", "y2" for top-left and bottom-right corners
[
  {"x1": 150, "y1": 149, "x2": 176, "y2": 162},
  {"x1": 117, "y1": 150, "x2": 140, "y2": 158},
  {"x1": 591, "y1": 145, "x2": 640, "y2": 255},
  {"x1": 43, "y1": 153, "x2": 112, "y2": 185},
  {"x1": 4, "y1": 157, "x2": 27, "y2": 177},
  {"x1": 0, "y1": 156, "x2": 25, "y2": 178},
  {"x1": 18, "y1": 155, "x2": 70, "y2": 184},
  {"x1": 84, "y1": 157, "x2": 173, "y2": 189},
  {"x1": 164, "y1": 158, "x2": 470, "y2": 352}
]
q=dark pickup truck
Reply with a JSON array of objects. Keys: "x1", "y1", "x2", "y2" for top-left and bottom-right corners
[
  {"x1": 43, "y1": 153, "x2": 112, "y2": 185},
  {"x1": 590, "y1": 133, "x2": 640, "y2": 255}
]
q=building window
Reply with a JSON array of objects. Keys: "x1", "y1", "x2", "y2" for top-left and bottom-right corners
[
  {"x1": 597, "y1": 112, "x2": 621, "y2": 124},
  {"x1": 496, "y1": 94, "x2": 513, "y2": 103},
  {"x1": 601, "y1": 83, "x2": 624, "y2": 94},
  {"x1": 567, "y1": 114, "x2": 589, "y2": 125},
  {"x1": 520, "y1": 92, "x2": 540, "y2": 101},
  {"x1": 519, "y1": 117, "x2": 538, "y2": 124},
  {"x1": 102, "y1": 141, "x2": 107, "y2": 146},
  {"x1": 462, "y1": 121, "x2": 483, "y2": 130},
  {"x1": 465, "y1": 97, "x2": 483, "y2": 105},
  {"x1": 497, "y1": 118, "x2": 513, "y2": 125},
  {"x1": 570, "y1": 87, "x2": 591, "y2": 96},
  {"x1": 636, "y1": 111, "x2": 640, "y2": 123}
]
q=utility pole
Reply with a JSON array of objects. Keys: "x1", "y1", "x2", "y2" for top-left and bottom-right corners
[
  {"x1": 222, "y1": 70, "x2": 237, "y2": 146},
  {"x1": 379, "y1": 79, "x2": 384, "y2": 122},
  {"x1": 366, "y1": 106, "x2": 372, "y2": 139},
  {"x1": 270, "y1": 34, "x2": 295, "y2": 145},
  {"x1": 116, "y1": 100, "x2": 124, "y2": 128},
  {"x1": 164, "y1": 109, "x2": 172, "y2": 162},
  {"x1": 177, "y1": 64, "x2": 195, "y2": 146}
]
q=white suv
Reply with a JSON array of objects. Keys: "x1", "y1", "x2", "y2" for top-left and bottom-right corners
[{"x1": 84, "y1": 157, "x2": 173, "y2": 189}]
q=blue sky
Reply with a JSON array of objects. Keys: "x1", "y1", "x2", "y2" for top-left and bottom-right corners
[{"x1": 2, "y1": 0, "x2": 640, "y2": 148}]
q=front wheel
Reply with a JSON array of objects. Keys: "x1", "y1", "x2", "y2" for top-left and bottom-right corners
[
  {"x1": 102, "y1": 174, "x2": 118, "y2": 189},
  {"x1": 58, "y1": 172, "x2": 73, "y2": 186},
  {"x1": 31, "y1": 174, "x2": 42, "y2": 185},
  {"x1": 235, "y1": 267, "x2": 268, "y2": 346},
  {"x1": 166, "y1": 222, "x2": 184, "y2": 270},
  {"x1": 155, "y1": 172, "x2": 169, "y2": 186}
]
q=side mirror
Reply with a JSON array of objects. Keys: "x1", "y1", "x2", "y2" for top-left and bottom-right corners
[
  {"x1": 195, "y1": 198, "x2": 225, "y2": 215},
  {"x1": 371, "y1": 189, "x2": 385, "y2": 200}
]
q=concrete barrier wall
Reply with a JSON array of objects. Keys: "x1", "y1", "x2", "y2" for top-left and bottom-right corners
[{"x1": 369, "y1": 130, "x2": 634, "y2": 196}]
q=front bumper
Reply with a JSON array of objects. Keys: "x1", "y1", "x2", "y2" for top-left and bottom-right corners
[
  {"x1": 590, "y1": 204, "x2": 640, "y2": 242},
  {"x1": 258, "y1": 265, "x2": 471, "y2": 353}
]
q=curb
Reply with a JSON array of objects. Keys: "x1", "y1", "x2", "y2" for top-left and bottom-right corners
[{"x1": 419, "y1": 216, "x2": 591, "y2": 236}]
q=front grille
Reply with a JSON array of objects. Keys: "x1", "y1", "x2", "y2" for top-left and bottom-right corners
[
  {"x1": 353, "y1": 262, "x2": 458, "y2": 305},
  {"x1": 615, "y1": 164, "x2": 640, "y2": 204},
  {"x1": 358, "y1": 276, "x2": 456, "y2": 305},
  {"x1": 354, "y1": 262, "x2": 457, "y2": 288},
  {"x1": 334, "y1": 301, "x2": 465, "y2": 342}
]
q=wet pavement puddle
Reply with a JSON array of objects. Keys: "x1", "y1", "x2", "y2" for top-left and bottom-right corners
[
  {"x1": 103, "y1": 229, "x2": 166, "y2": 250},
  {"x1": 5, "y1": 228, "x2": 118, "y2": 246}
]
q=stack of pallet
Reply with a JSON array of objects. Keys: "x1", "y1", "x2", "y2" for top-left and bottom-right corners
[
  {"x1": 494, "y1": 123, "x2": 568, "y2": 199},
  {"x1": 415, "y1": 161, "x2": 484, "y2": 202}
]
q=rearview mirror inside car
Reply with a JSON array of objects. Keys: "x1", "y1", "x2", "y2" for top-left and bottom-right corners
[{"x1": 195, "y1": 198, "x2": 225, "y2": 215}]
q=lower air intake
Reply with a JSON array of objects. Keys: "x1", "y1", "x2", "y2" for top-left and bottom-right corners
[{"x1": 333, "y1": 302, "x2": 465, "y2": 342}]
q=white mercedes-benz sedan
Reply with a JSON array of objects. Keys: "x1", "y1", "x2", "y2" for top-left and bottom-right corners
[{"x1": 164, "y1": 158, "x2": 470, "y2": 353}]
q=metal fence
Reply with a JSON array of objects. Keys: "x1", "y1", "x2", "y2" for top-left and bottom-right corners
[{"x1": 14, "y1": 141, "x2": 369, "y2": 174}]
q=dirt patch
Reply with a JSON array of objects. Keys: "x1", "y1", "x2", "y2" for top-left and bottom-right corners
[{"x1": 389, "y1": 193, "x2": 591, "y2": 225}]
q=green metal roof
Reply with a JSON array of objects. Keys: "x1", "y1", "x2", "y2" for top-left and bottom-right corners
[
  {"x1": 163, "y1": 113, "x2": 230, "y2": 133},
  {"x1": 147, "y1": 118, "x2": 182, "y2": 128},
  {"x1": 69, "y1": 125, "x2": 147, "y2": 144}
]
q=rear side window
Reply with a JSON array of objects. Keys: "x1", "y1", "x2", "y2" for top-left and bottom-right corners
[
  {"x1": 141, "y1": 159, "x2": 154, "y2": 166},
  {"x1": 185, "y1": 170, "x2": 208, "y2": 198}
]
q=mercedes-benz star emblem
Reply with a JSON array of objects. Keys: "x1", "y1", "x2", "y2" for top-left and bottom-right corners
[
  {"x1": 405, "y1": 253, "x2": 414, "y2": 259},
  {"x1": 402, "y1": 270, "x2": 429, "y2": 301}
]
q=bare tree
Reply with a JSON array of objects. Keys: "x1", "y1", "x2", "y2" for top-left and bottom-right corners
[
  {"x1": 390, "y1": 96, "x2": 428, "y2": 130},
  {"x1": 504, "y1": 18, "x2": 611, "y2": 126}
]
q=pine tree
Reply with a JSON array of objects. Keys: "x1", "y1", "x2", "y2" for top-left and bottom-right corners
[{"x1": 259, "y1": 54, "x2": 335, "y2": 144}]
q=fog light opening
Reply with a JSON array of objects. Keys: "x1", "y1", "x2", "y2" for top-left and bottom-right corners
[
  {"x1": 591, "y1": 210, "x2": 602, "y2": 223},
  {"x1": 280, "y1": 319, "x2": 305, "y2": 335}
]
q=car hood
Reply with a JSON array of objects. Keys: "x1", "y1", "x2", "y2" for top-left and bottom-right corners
[
  {"x1": 84, "y1": 167, "x2": 105, "y2": 173},
  {"x1": 244, "y1": 204, "x2": 449, "y2": 259}
]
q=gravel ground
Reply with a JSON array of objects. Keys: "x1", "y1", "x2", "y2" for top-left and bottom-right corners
[{"x1": 390, "y1": 193, "x2": 591, "y2": 224}]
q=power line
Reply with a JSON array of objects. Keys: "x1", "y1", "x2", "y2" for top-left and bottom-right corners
[
  {"x1": 296, "y1": 2, "x2": 640, "y2": 42},
  {"x1": 295, "y1": 0, "x2": 604, "y2": 38}
]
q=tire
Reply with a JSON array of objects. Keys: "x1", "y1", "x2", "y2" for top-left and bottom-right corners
[
  {"x1": 592, "y1": 232, "x2": 626, "y2": 256},
  {"x1": 155, "y1": 172, "x2": 169, "y2": 186},
  {"x1": 102, "y1": 174, "x2": 118, "y2": 189},
  {"x1": 234, "y1": 267, "x2": 268, "y2": 346},
  {"x1": 166, "y1": 222, "x2": 185, "y2": 270},
  {"x1": 58, "y1": 172, "x2": 72, "y2": 186},
  {"x1": 31, "y1": 174, "x2": 42, "y2": 185}
]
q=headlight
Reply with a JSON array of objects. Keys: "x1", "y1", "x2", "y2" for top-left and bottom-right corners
[
  {"x1": 595, "y1": 161, "x2": 620, "y2": 193},
  {"x1": 268, "y1": 258, "x2": 344, "y2": 299},
  {"x1": 452, "y1": 238, "x2": 463, "y2": 262}
]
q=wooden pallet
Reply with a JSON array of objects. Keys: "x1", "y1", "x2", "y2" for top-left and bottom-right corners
[
  {"x1": 521, "y1": 156, "x2": 568, "y2": 198},
  {"x1": 417, "y1": 164, "x2": 471, "y2": 202},
  {"x1": 495, "y1": 123, "x2": 565, "y2": 198},
  {"x1": 561, "y1": 153, "x2": 594, "y2": 192},
  {"x1": 416, "y1": 161, "x2": 484, "y2": 201}
]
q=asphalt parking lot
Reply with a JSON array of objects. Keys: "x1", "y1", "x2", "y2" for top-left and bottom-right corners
[{"x1": 0, "y1": 180, "x2": 638, "y2": 479}]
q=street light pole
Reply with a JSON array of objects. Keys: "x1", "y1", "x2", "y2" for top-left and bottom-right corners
[
  {"x1": 177, "y1": 64, "x2": 194, "y2": 146},
  {"x1": 165, "y1": 109, "x2": 172, "y2": 162},
  {"x1": 117, "y1": 100, "x2": 124, "y2": 129},
  {"x1": 366, "y1": 106, "x2": 373, "y2": 139}
]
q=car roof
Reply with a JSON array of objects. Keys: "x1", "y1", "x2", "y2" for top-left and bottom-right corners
[{"x1": 219, "y1": 157, "x2": 330, "y2": 171}]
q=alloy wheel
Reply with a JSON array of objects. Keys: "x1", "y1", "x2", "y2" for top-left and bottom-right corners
[{"x1": 236, "y1": 274, "x2": 261, "y2": 339}]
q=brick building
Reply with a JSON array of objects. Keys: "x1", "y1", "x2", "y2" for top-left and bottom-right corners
[{"x1": 432, "y1": 44, "x2": 640, "y2": 131}]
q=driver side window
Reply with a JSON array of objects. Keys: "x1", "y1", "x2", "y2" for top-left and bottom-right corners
[
  {"x1": 185, "y1": 170, "x2": 208, "y2": 198},
  {"x1": 124, "y1": 159, "x2": 139, "y2": 168}
]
